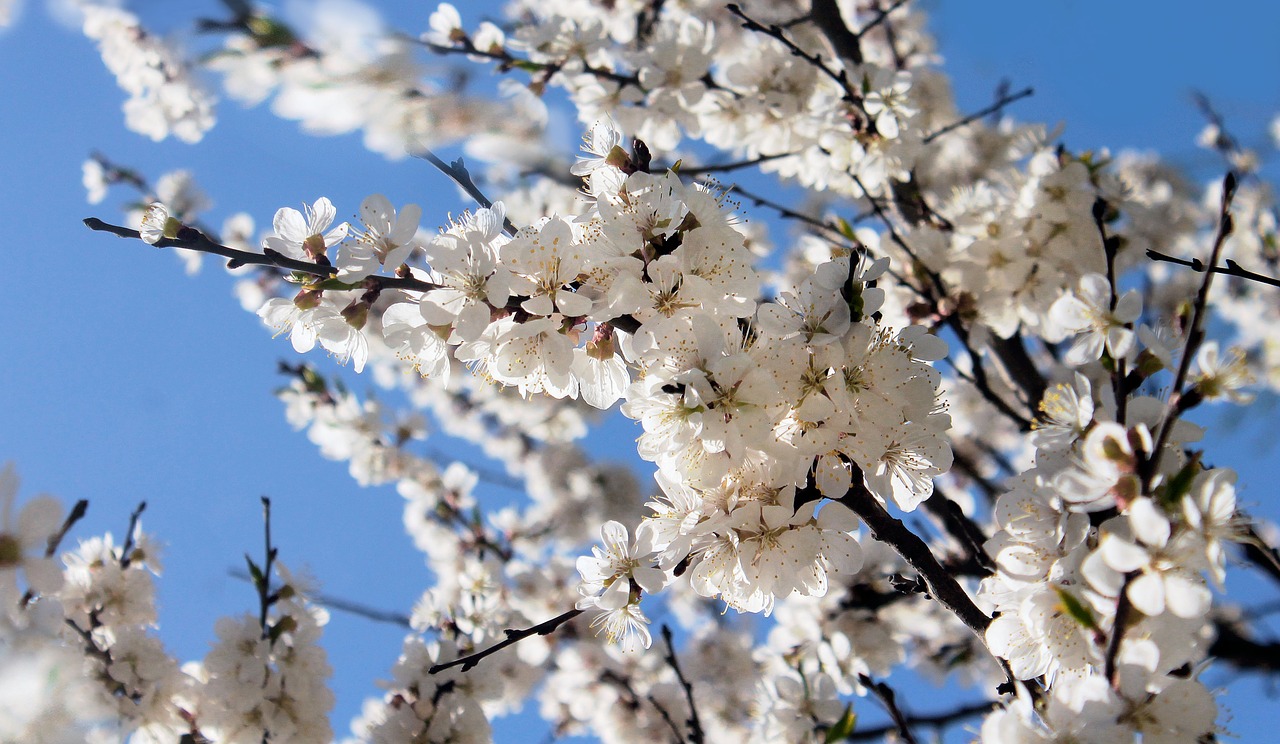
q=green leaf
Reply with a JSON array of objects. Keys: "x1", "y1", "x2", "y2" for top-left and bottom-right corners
[
  {"x1": 311, "y1": 277, "x2": 363, "y2": 291},
  {"x1": 513, "y1": 60, "x2": 544, "y2": 73},
  {"x1": 1054, "y1": 586, "x2": 1099, "y2": 631},
  {"x1": 836, "y1": 216, "x2": 856, "y2": 242},
  {"x1": 1160, "y1": 453, "x2": 1202, "y2": 510},
  {"x1": 825, "y1": 703, "x2": 856, "y2": 743},
  {"x1": 245, "y1": 556, "x2": 264, "y2": 587}
]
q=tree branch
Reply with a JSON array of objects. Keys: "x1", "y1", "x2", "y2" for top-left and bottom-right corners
[
  {"x1": 429, "y1": 608, "x2": 583, "y2": 674},
  {"x1": 727, "y1": 3, "x2": 859, "y2": 104},
  {"x1": 85, "y1": 218, "x2": 441, "y2": 293},
  {"x1": 414, "y1": 149, "x2": 519, "y2": 236},
  {"x1": 923, "y1": 87, "x2": 1035, "y2": 144},
  {"x1": 660, "y1": 624, "x2": 705, "y2": 744},
  {"x1": 1143, "y1": 172, "x2": 1237, "y2": 483},
  {"x1": 857, "y1": 674, "x2": 918, "y2": 744},
  {"x1": 1147, "y1": 249, "x2": 1280, "y2": 290},
  {"x1": 844, "y1": 700, "x2": 995, "y2": 741},
  {"x1": 809, "y1": 0, "x2": 865, "y2": 66},
  {"x1": 824, "y1": 479, "x2": 992, "y2": 640}
]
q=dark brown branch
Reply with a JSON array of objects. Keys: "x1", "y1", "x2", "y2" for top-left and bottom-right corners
[
  {"x1": 922, "y1": 488, "x2": 995, "y2": 575},
  {"x1": 844, "y1": 700, "x2": 996, "y2": 741},
  {"x1": 1210, "y1": 620, "x2": 1280, "y2": 673},
  {"x1": 119, "y1": 501, "x2": 147, "y2": 568},
  {"x1": 727, "y1": 183, "x2": 850, "y2": 243},
  {"x1": 420, "y1": 36, "x2": 636, "y2": 86},
  {"x1": 660, "y1": 624, "x2": 705, "y2": 744},
  {"x1": 1147, "y1": 250, "x2": 1280, "y2": 290},
  {"x1": 676, "y1": 151, "x2": 796, "y2": 176},
  {"x1": 857, "y1": 674, "x2": 918, "y2": 744},
  {"x1": 857, "y1": 0, "x2": 912, "y2": 39},
  {"x1": 809, "y1": 0, "x2": 864, "y2": 65},
  {"x1": 1103, "y1": 573, "x2": 1137, "y2": 687},
  {"x1": 429, "y1": 608, "x2": 583, "y2": 674},
  {"x1": 85, "y1": 218, "x2": 442, "y2": 292},
  {"x1": 923, "y1": 87, "x2": 1035, "y2": 144},
  {"x1": 823, "y1": 479, "x2": 992, "y2": 640},
  {"x1": 45, "y1": 500, "x2": 88, "y2": 559},
  {"x1": 229, "y1": 568, "x2": 413, "y2": 628},
  {"x1": 727, "y1": 4, "x2": 859, "y2": 104},
  {"x1": 414, "y1": 149, "x2": 519, "y2": 236},
  {"x1": 1143, "y1": 172, "x2": 1237, "y2": 483},
  {"x1": 1239, "y1": 521, "x2": 1280, "y2": 585}
]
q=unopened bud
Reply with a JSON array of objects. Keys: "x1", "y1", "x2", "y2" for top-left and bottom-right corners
[
  {"x1": 293, "y1": 289, "x2": 322, "y2": 310},
  {"x1": 303, "y1": 233, "x2": 328, "y2": 259},
  {"x1": 341, "y1": 300, "x2": 370, "y2": 330},
  {"x1": 605, "y1": 145, "x2": 631, "y2": 171}
]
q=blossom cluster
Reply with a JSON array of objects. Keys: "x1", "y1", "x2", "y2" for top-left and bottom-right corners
[{"x1": 33, "y1": 0, "x2": 1280, "y2": 742}]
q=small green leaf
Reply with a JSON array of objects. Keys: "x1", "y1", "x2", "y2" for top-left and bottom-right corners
[
  {"x1": 245, "y1": 556, "x2": 264, "y2": 587},
  {"x1": 825, "y1": 704, "x2": 857, "y2": 743},
  {"x1": 1054, "y1": 586, "x2": 1099, "y2": 631},
  {"x1": 1160, "y1": 454, "x2": 1202, "y2": 510},
  {"x1": 836, "y1": 216, "x2": 856, "y2": 241},
  {"x1": 311, "y1": 277, "x2": 363, "y2": 291},
  {"x1": 513, "y1": 60, "x2": 544, "y2": 73}
]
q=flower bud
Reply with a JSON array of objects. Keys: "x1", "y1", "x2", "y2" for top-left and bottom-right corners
[{"x1": 341, "y1": 300, "x2": 370, "y2": 330}]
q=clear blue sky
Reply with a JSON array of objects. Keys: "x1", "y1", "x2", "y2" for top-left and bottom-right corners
[{"x1": 0, "y1": 1, "x2": 1277, "y2": 740}]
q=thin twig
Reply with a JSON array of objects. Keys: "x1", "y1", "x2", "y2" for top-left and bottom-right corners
[
  {"x1": 647, "y1": 693, "x2": 686, "y2": 744},
  {"x1": 1093, "y1": 197, "x2": 1129, "y2": 424},
  {"x1": 119, "y1": 501, "x2": 147, "y2": 569},
  {"x1": 229, "y1": 568, "x2": 413, "y2": 628},
  {"x1": 44, "y1": 500, "x2": 89, "y2": 559},
  {"x1": 854, "y1": 0, "x2": 911, "y2": 39},
  {"x1": 809, "y1": 0, "x2": 864, "y2": 65},
  {"x1": 429, "y1": 608, "x2": 583, "y2": 674},
  {"x1": 676, "y1": 152, "x2": 796, "y2": 176},
  {"x1": 418, "y1": 35, "x2": 636, "y2": 87},
  {"x1": 923, "y1": 87, "x2": 1035, "y2": 144},
  {"x1": 85, "y1": 218, "x2": 441, "y2": 292},
  {"x1": 1143, "y1": 172, "x2": 1237, "y2": 483},
  {"x1": 254, "y1": 496, "x2": 277, "y2": 639},
  {"x1": 661, "y1": 625, "x2": 705, "y2": 744},
  {"x1": 1103, "y1": 572, "x2": 1137, "y2": 687},
  {"x1": 844, "y1": 700, "x2": 995, "y2": 741},
  {"x1": 857, "y1": 674, "x2": 918, "y2": 744},
  {"x1": 727, "y1": 3, "x2": 859, "y2": 104},
  {"x1": 1147, "y1": 250, "x2": 1280, "y2": 290},
  {"x1": 414, "y1": 149, "x2": 519, "y2": 236}
]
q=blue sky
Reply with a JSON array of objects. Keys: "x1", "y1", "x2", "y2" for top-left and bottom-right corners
[{"x1": 1, "y1": 0, "x2": 1278, "y2": 740}]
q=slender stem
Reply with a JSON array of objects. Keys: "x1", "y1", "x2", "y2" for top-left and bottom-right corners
[
  {"x1": 844, "y1": 701, "x2": 995, "y2": 741},
  {"x1": 229, "y1": 568, "x2": 413, "y2": 628},
  {"x1": 85, "y1": 217, "x2": 442, "y2": 292},
  {"x1": 727, "y1": 4, "x2": 859, "y2": 104},
  {"x1": 857, "y1": 674, "x2": 918, "y2": 744},
  {"x1": 661, "y1": 624, "x2": 705, "y2": 744},
  {"x1": 1104, "y1": 573, "x2": 1137, "y2": 687},
  {"x1": 429, "y1": 608, "x2": 583, "y2": 674},
  {"x1": 1147, "y1": 250, "x2": 1280, "y2": 290},
  {"x1": 809, "y1": 0, "x2": 865, "y2": 65},
  {"x1": 44, "y1": 500, "x2": 88, "y2": 559},
  {"x1": 256, "y1": 496, "x2": 276, "y2": 639},
  {"x1": 1093, "y1": 198, "x2": 1129, "y2": 424},
  {"x1": 822, "y1": 477, "x2": 994, "y2": 641},
  {"x1": 414, "y1": 149, "x2": 519, "y2": 236},
  {"x1": 923, "y1": 87, "x2": 1035, "y2": 144},
  {"x1": 855, "y1": 0, "x2": 911, "y2": 40},
  {"x1": 1144, "y1": 172, "x2": 1237, "y2": 482},
  {"x1": 119, "y1": 501, "x2": 147, "y2": 568},
  {"x1": 676, "y1": 151, "x2": 796, "y2": 176}
]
